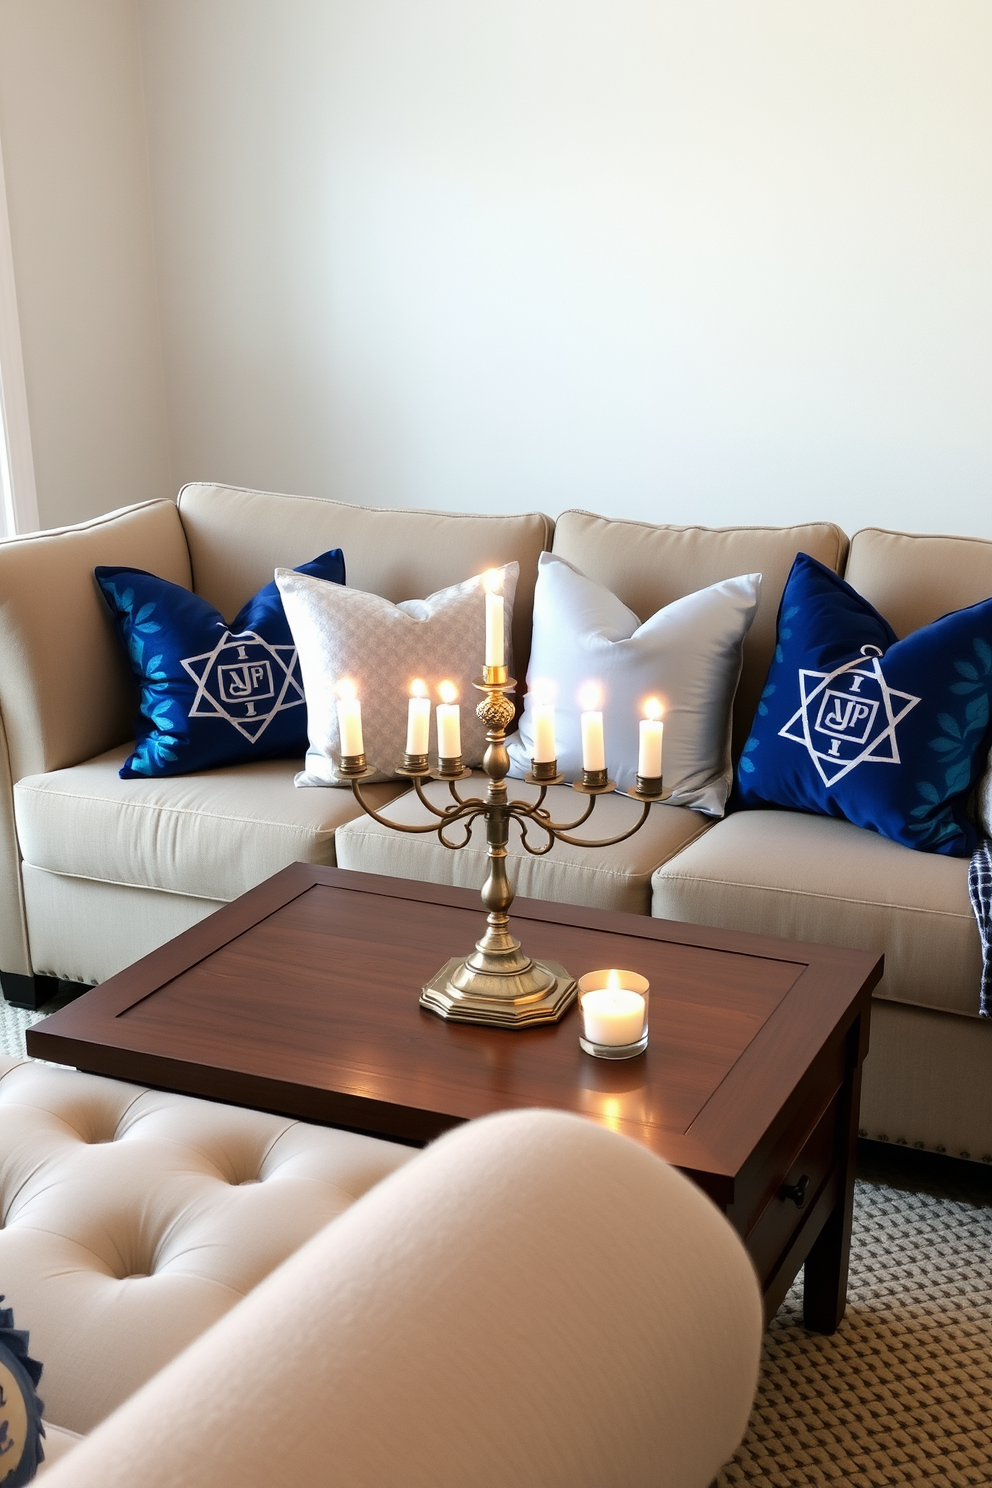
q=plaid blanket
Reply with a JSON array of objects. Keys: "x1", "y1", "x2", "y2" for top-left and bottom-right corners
[{"x1": 968, "y1": 839, "x2": 992, "y2": 1017}]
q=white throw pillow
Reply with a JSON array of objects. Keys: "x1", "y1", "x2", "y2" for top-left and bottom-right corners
[
  {"x1": 277, "y1": 563, "x2": 519, "y2": 785},
  {"x1": 505, "y1": 553, "x2": 760, "y2": 814}
]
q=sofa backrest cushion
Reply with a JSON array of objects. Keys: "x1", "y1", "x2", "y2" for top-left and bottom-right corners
[
  {"x1": 845, "y1": 528, "x2": 992, "y2": 637},
  {"x1": 551, "y1": 511, "x2": 849, "y2": 756},
  {"x1": 177, "y1": 484, "x2": 553, "y2": 681}
]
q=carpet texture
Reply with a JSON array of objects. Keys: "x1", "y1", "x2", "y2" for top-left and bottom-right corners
[
  {"x1": 0, "y1": 1000, "x2": 46, "y2": 1058},
  {"x1": 720, "y1": 1146, "x2": 991, "y2": 1486},
  {"x1": 3, "y1": 1000, "x2": 988, "y2": 1483}
]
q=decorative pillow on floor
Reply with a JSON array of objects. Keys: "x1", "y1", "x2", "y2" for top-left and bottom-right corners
[
  {"x1": 277, "y1": 563, "x2": 518, "y2": 785},
  {"x1": 505, "y1": 553, "x2": 761, "y2": 812},
  {"x1": 0, "y1": 1298, "x2": 45, "y2": 1486},
  {"x1": 736, "y1": 552, "x2": 992, "y2": 856},
  {"x1": 96, "y1": 548, "x2": 346, "y2": 777}
]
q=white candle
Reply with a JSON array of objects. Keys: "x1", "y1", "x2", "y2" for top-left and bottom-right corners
[
  {"x1": 483, "y1": 569, "x2": 504, "y2": 668},
  {"x1": 406, "y1": 679, "x2": 431, "y2": 755},
  {"x1": 436, "y1": 681, "x2": 461, "y2": 759},
  {"x1": 532, "y1": 702, "x2": 556, "y2": 763},
  {"x1": 638, "y1": 698, "x2": 664, "y2": 778},
  {"x1": 580, "y1": 711, "x2": 605, "y2": 772},
  {"x1": 336, "y1": 681, "x2": 364, "y2": 756},
  {"x1": 581, "y1": 987, "x2": 646, "y2": 1047},
  {"x1": 578, "y1": 684, "x2": 606, "y2": 772}
]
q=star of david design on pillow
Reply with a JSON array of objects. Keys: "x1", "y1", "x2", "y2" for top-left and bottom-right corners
[
  {"x1": 181, "y1": 631, "x2": 304, "y2": 743},
  {"x1": 96, "y1": 547, "x2": 345, "y2": 778},
  {"x1": 778, "y1": 646, "x2": 920, "y2": 787},
  {"x1": 736, "y1": 553, "x2": 992, "y2": 856}
]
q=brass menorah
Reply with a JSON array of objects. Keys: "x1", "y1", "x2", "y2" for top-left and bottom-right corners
[{"x1": 338, "y1": 667, "x2": 667, "y2": 1029}]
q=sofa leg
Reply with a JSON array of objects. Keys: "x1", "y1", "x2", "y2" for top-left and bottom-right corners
[{"x1": 0, "y1": 972, "x2": 60, "y2": 1010}]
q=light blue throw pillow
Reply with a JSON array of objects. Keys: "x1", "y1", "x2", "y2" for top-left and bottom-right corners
[{"x1": 506, "y1": 552, "x2": 761, "y2": 812}]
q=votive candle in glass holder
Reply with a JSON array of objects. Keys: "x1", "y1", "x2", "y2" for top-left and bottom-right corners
[{"x1": 577, "y1": 969, "x2": 649, "y2": 1059}]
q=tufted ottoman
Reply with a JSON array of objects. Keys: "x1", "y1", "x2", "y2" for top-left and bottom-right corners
[
  {"x1": 0, "y1": 1054, "x2": 415, "y2": 1465},
  {"x1": 0, "y1": 1053, "x2": 768, "y2": 1486}
]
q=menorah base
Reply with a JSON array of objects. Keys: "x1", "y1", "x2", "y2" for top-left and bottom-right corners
[{"x1": 420, "y1": 956, "x2": 577, "y2": 1028}]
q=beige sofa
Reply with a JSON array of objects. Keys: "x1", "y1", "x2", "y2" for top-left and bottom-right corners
[
  {"x1": 1, "y1": 485, "x2": 990, "y2": 1163},
  {"x1": 0, "y1": 1057, "x2": 760, "y2": 1488}
]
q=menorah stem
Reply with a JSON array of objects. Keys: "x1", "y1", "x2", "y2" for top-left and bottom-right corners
[
  {"x1": 472, "y1": 732, "x2": 520, "y2": 955},
  {"x1": 420, "y1": 679, "x2": 575, "y2": 1027},
  {"x1": 476, "y1": 809, "x2": 517, "y2": 951}
]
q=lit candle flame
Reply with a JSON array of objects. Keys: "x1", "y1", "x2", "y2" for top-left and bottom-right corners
[
  {"x1": 531, "y1": 678, "x2": 558, "y2": 706},
  {"x1": 578, "y1": 682, "x2": 603, "y2": 712},
  {"x1": 438, "y1": 681, "x2": 459, "y2": 705},
  {"x1": 482, "y1": 568, "x2": 502, "y2": 595},
  {"x1": 643, "y1": 697, "x2": 663, "y2": 722},
  {"x1": 607, "y1": 969, "x2": 621, "y2": 991},
  {"x1": 410, "y1": 678, "x2": 428, "y2": 698},
  {"x1": 336, "y1": 678, "x2": 358, "y2": 701}
]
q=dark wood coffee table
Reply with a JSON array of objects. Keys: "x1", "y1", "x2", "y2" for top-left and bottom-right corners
[{"x1": 28, "y1": 864, "x2": 881, "y2": 1332}]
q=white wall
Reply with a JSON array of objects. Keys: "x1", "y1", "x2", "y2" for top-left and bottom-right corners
[
  {"x1": 0, "y1": 0, "x2": 172, "y2": 531},
  {"x1": 136, "y1": 0, "x2": 992, "y2": 538},
  {"x1": 1, "y1": 2, "x2": 989, "y2": 537}
]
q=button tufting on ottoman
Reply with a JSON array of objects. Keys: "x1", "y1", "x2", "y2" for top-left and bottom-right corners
[{"x1": 0, "y1": 1055, "x2": 415, "y2": 1438}]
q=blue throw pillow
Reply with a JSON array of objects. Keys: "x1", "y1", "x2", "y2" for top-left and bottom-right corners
[
  {"x1": 736, "y1": 553, "x2": 992, "y2": 856},
  {"x1": 97, "y1": 549, "x2": 346, "y2": 778}
]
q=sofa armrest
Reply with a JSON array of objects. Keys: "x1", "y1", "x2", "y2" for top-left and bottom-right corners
[
  {"x1": 43, "y1": 1109, "x2": 762, "y2": 1488},
  {"x1": 0, "y1": 712, "x2": 30, "y2": 976},
  {"x1": 0, "y1": 500, "x2": 190, "y2": 782},
  {"x1": 0, "y1": 500, "x2": 190, "y2": 977}
]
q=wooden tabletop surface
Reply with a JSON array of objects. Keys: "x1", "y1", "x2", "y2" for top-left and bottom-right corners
[{"x1": 28, "y1": 865, "x2": 883, "y2": 1198}]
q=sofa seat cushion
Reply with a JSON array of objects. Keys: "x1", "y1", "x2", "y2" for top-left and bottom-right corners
[
  {"x1": 0, "y1": 1056, "x2": 414, "y2": 1435},
  {"x1": 13, "y1": 747, "x2": 406, "y2": 901},
  {"x1": 334, "y1": 776, "x2": 713, "y2": 915},
  {"x1": 651, "y1": 809, "x2": 981, "y2": 1018}
]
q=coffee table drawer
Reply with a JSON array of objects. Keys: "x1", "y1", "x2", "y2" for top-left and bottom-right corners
[{"x1": 745, "y1": 1098, "x2": 838, "y2": 1284}]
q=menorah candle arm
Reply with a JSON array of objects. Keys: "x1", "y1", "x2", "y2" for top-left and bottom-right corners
[
  {"x1": 447, "y1": 777, "x2": 485, "y2": 808},
  {"x1": 513, "y1": 813, "x2": 558, "y2": 856},
  {"x1": 549, "y1": 796, "x2": 653, "y2": 849},
  {"x1": 528, "y1": 791, "x2": 598, "y2": 834},
  {"x1": 506, "y1": 783, "x2": 548, "y2": 814},
  {"x1": 350, "y1": 778, "x2": 467, "y2": 833},
  {"x1": 405, "y1": 775, "x2": 468, "y2": 820},
  {"x1": 437, "y1": 809, "x2": 487, "y2": 850}
]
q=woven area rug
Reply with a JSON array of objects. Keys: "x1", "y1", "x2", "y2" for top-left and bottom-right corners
[
  {"x1": 3, "y1": 998, "x2": 988, "y2": 1482},
  {"x1": 0, "y1": 999, "x2": 46, "y2": 1059},
  {"x1": 719, "y1": 1145, "x2": 991, "y2": 1486}
]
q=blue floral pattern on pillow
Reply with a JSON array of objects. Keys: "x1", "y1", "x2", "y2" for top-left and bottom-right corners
[
  {"x1": 97, "y1": 549, "x2": 345, "y2": 778},
  {"x1": 736, "y1": 554, "x2": 992, "y2": 856}
]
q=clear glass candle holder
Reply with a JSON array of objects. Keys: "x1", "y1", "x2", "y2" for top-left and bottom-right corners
[{"x1": 577, "y1": 970, "x2": 650, "y2": 1059}]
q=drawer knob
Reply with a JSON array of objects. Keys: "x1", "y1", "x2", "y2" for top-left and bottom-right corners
[{"x1": 780, "y1": 1173, "x2": 810, "y2": 1209}]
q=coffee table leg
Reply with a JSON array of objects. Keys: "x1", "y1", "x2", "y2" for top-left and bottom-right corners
[{"x1": 802, "y1": 1022, "x2": 865, "y2": 1333}]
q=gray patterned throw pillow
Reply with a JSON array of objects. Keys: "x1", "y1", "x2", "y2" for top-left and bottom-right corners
[{"x1": 277, "y1": 564, "x2": 519, "y2": 785}]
